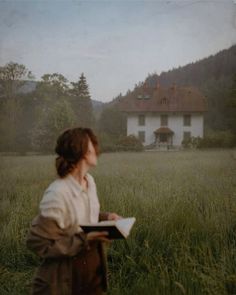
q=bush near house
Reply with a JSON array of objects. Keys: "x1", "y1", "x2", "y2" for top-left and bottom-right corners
[
  {"x1": 116, "y1": 135, "x2": 144, "y2": 152},
  {"x1": 182, "y1": 130, "x2": 236, "y2": 149},
  {"x1": 182, "y1": 136, "x2": 202, "y2": 149},
  {"x1": 97, "y1": 133, "x2": 144, "y2": 152},
  {"x1": 198, "y1": 130, "x2": 236, "y2": 148}
]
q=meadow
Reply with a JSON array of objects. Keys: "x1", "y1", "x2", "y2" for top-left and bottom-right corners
[{"x1": 0, "y1": 149, "x2": 236, "y2": 295}]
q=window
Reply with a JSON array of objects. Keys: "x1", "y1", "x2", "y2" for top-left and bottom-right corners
[
  {"x1": 161, "y1": 97, "x2": 168, "y2": 104},
  {"x1": 138, "y1": 131, "x2": 145, "y2": 143},
  {"x1": 160, "y1": 114, "x2": 168, "y2": 126},
  {"x1": 138, "y1": 114, "x2": 145, "y2": 126},
  {"x1": 183, "y1": 114, "x2": 191, "y2": 126},
  {"x1": 183, "y1": 131, "x2": 191, "y2": 141}
]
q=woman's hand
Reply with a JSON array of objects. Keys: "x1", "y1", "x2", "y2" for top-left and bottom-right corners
[
  {"x1": 87, "y1": 231, "x2": 111, "y2": 243},
  {"x1": 107, "y1": 212, "x2": 123, "y2": 221}
]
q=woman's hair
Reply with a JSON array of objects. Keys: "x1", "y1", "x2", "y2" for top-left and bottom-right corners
[{"x1": 55, "y1": 127, "x2": 99, "y2": 178}]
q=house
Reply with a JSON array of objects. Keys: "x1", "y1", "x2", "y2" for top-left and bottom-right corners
[{"x1": 118, "y1": 83, "x2": 207, "y2": 148}]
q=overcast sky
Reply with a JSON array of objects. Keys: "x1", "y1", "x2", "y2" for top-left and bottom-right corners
[{"x1": 0, "y1": 0, "x2": 236, "y2": 102}]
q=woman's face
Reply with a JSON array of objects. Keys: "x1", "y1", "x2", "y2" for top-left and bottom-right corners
[{"x1": 84, "y1": 139, "x2": 98, "y2": 167}]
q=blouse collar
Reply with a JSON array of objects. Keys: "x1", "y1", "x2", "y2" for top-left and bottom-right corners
[{"x1": 67, "y1": 173, "x2": 90, "y2": 193}]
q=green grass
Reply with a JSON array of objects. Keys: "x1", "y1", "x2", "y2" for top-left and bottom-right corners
[{"x1": 1, "y1": 150, "x2": 236, "y2": 294}]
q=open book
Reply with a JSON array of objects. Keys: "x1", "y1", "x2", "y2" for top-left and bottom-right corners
[{"x1": 80, "y1": 217, "x2": 136, "y2": 239}]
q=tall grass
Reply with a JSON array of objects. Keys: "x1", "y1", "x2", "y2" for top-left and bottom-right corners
[{"x1": 0, "y1": 150, "x2": 236, "y2": 294}]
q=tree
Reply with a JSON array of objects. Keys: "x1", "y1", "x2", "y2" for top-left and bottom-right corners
[
  {"x1": 98, "y1": 106, "x2": 126, "y2": 139},
  {"x1": 0, "y1": 61, "x2": 33, "y2": 99},
  {"x1": 0, "y1": 97, "x2": 22, "y2": 151},
  {"x1": 70, "y1": 73, "x2": 95, "y2": 128},
  {"x1": 29, "y1": 73, "x2": 78, "y2": 152},
  {"x1": 0, "y1": 62, "x2": 34, "y2": 151},
  {"x1": 31, "y1": 99, "x2": 76, "y2": 152},
  {"x1": 35, "y1": 73, "x2": 69, "y2": 107}
]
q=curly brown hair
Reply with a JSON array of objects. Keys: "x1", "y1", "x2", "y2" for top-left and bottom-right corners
[{"x1": 55, "y1": 127, "x2": 99, "y2": 178}]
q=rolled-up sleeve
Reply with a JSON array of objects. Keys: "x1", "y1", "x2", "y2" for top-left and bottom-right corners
[{"x1": 26, "y1": 215, "x2": 89, "y2": 258}]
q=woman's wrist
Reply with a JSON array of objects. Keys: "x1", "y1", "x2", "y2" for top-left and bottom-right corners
[
  {"x1": 99, "y1": 211, "x2": 123, "y2": 221},
  {"x1": 99, "y1": 211, "x2": 110, "y2": 221}
]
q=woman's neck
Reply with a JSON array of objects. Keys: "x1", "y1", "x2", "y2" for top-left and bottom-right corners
[{"x1": 70, "y1": 160, "x2": 89, "y2": 186}]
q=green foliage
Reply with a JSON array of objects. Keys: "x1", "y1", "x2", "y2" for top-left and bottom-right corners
[
  {"x1": 116, "y1": 135, "x2": 144, "y2": 151},
  {"x1": 0, "y1": 67, "x2": 97, "y2": 152},
  {"x1": 1, "y1": 151, "x2": 236, "y2": 294},
  {"x1": 0, "y1": 62, "x2": 33, "y2": 99},
  {"x1": 30, "y1": 73, "x2": 77, "y2": 152},
  {"x1": 98, "y1": 106, "x2": 126, "y2": 138},
  {"x1": 182, "y1": 131, "x2": 236, "y2": 149},
  {"x1": 0, "y1": 62, "x2": 34, "y2": 152},
  {"x1": 71, "y1": 73, "x2": 90, "y2": 99},
  {"x1": 96, "y1": 132, "x2": 118, "y2": 153},
  {"x1": 146, "y1": 45, "x2": 236, "y2": 90},
  {"x1": 225, "y1": 75, "x2": 236, "y2": 134},
  {"x1": 70, "y1": 73, "x2": 95, "y2": 128},
  {"x1": 0, "y1": 98, "x2": 23, "y2": 151},
  {"x1": 31, "y1": 99, "x2": 76, "y2": 152},
  {"x1": 196, "y1": 130, "x2": 236, "y2": 148},
  {"x1": 35, "y1": 73, "x2": 69, "y2": 106},
  {"x1": 97, "y1": 133, "x2": 144, "y2": 152},
  {"x1": 200, "y1": 76, "x2": 233, "y2": 131},
  {"x1": 40, "y1": 73, "x2": 69, "y2": 93}
]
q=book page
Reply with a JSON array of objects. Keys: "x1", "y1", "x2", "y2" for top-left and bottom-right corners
[
  {"x1": 97, "y1": 220, "x2": 117, "y2": 226},
  {"x1": 116, "y1": 217, "x2": 136, "y2": 237},
  {"x1": 81, "y1": 220, "x2": 116, "y2": 226}
]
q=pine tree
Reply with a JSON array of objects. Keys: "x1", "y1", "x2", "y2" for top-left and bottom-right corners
[{"x1": 70, "y1": 73, "x2": 95, "y2": 128}]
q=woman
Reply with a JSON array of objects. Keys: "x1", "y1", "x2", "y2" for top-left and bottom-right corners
[{"x1": 26, "y1": 127, "x2": 121, "y2": 295}]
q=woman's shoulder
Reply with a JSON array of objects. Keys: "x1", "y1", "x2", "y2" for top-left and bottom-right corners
[
  {"x1": 41, "y1": 178, "x2": 70, "y2": 203},
  {"x1": 40, "y1": 179, "x2": 70, "y2": 228},
  {"x1": 46, "y1": 177, "x2": 69, "y2": 193}
]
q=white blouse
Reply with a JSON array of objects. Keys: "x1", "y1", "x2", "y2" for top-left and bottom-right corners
[{"x1": 39, "y1": 173, "x2": 100, "y2": 230}]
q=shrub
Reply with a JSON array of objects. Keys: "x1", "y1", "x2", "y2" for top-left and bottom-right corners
[
  {"x1": 197, "y1": 130, "x2": 236, "y2": 148},
  {"x1": 182, "y1": 130, "x2": 236, "y2": 149},
  {"x1": 97, "y1": 133, "x2": 144, "y2": 152},
  {"x1": 116, "y1": 135, "x2": 144, "y2": 152},
  {"x1": 97, "y1": 132, "x2": 117, "y2": 153},
  {"x1": 182, "y1": 136, "x2": 203, "y2": 149}
]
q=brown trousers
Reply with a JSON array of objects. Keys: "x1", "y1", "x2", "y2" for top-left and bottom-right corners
[{"x1": 72, "y1": 242, "x2": 105, "y2": 295}]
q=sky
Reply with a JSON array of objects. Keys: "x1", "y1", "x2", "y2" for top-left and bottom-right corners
[{"x1": 0, "y1": 0, "x2": 236, "y2": 102}]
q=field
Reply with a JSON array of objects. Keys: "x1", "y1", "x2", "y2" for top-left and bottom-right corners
[{"x1": 0, "y1": 149, "x2": 236, "y2": 295}]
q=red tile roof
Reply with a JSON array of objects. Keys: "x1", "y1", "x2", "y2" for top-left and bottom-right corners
[{"x1": 118, "y1": 85, "x2": 207, "y2": 113}]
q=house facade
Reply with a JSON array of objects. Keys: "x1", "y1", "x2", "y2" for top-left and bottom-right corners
[{"x1": 119, "y1": 84, "x2": 207, "y2": 148}]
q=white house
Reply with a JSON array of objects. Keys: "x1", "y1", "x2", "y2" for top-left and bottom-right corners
[{"x1": 119, "y1": 84, "x2": 207, "y2": 148}]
